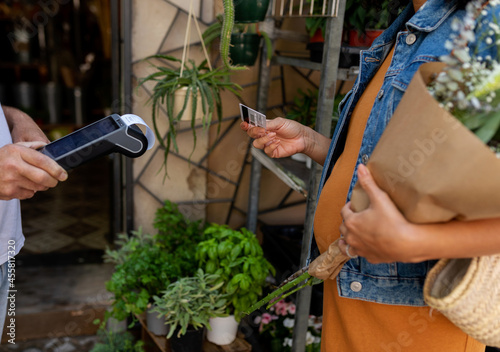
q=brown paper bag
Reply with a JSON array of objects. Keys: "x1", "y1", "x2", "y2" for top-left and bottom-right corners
[{"x1": 351, "y1": 62, "x2": 500, "y2": 224}]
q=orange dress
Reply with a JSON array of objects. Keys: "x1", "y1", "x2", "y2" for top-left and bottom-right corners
[{"x1": 313, "y1": 47, "x2": 485, "y2": 352}]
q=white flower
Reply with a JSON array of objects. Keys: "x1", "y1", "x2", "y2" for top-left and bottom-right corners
[
  {"x1": 283, "y1": 337, "x2": 293, "y2": 347},
  {"x1": 283, "y1": 317, "x2": 295, "y2": 329},
  {"x1": 451, "y1": 19, "x2": 461, "y2": 31},
  {"x1": 470, "y1": 97, "x2": 481, "y2": 109},
  {"x1": 444, "y1": 40, "x2": 454, "y2": 50},
  {"x1": 463, "y1": 30, "x2": 476, "y2": 43},
  {"x1": 446, "y1": 81, "x2": 460, "y2": 91},
  {"x1": 306, "y1": 331, "x2": 315, "y2": 345},
  {"x1": 489, "y1": 22, "x2": 500, "y2": 31},
  {"x1": 471, "y1": 64, "x2": 500, "y2": 98}
]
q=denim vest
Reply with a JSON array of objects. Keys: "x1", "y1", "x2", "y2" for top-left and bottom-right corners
[{"x1": 307, "y1": 0, "x2": 486, "y2": 306}]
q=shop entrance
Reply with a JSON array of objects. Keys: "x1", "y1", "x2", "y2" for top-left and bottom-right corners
[{"x1": 0, "y1": 1, "x2": 117, "y2": 265}]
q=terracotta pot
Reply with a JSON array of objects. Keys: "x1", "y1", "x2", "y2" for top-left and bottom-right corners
[{"x1": 348, "y1": 29, "x2": 384, "y2": 47}]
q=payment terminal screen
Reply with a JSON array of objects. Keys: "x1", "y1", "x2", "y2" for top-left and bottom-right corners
[{"x1": 42, "y1": 116, "x2": 119, "y2": 158}]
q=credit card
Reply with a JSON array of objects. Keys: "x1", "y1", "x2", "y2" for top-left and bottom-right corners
[{"x1": 240, "y1": 104, "x2": 266, "y2": 129}]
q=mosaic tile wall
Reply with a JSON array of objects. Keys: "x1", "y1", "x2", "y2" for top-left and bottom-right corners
[
  {"x1": 131, "y1": 0, "x2": 214, "y2": 234},
  {"x1": 129, "y1": 0, "x2": 321, "y2": 234}
]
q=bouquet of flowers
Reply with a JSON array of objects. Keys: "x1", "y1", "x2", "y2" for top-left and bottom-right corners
[
  {"x1": 350, "y1": 0, "x2": 500, "y2": 222},
  {"x1": 428, "y1": 0, "x2": 500, "y2": 147},
  {"x1": 351, "y1": 0, "x2": 500, "y2": 346},
  {"x1": 253, "y1": 300, "x2": 321, "y2": 352}
]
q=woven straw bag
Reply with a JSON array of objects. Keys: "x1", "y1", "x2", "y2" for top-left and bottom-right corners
[{"x1": 423, "y1": 255, "x2": 500, "y2": 347}]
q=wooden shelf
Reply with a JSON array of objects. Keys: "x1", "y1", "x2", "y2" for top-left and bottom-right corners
[{"x1": 137, "y1": 314, "x2": 169, "y2": 352}]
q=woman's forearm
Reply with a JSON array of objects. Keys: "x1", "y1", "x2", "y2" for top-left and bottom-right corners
[
  {"x1": 302, "y1": 126, "x2": 332, "y2": 166},
  {"x1": 409, "y1": 217, "x2": 500, "y2": 262}
]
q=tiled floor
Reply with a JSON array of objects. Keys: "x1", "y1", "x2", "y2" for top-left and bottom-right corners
[
  {"x1": 19, "y1": 157, "x2": 112, "y2": 259},
  {"x1": 0, "y1": 263, "x2": 115, "y2": 352},
  {"x1": 0, "y1": 157, "x2": 116, "y2": 351},
  {"x1": 0, "y1": 335, "x2": 101, "y2": 352}
]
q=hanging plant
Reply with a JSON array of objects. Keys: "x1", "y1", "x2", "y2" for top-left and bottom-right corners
[
  {"x1": 139, "y1": 0, "x2": 242, "y2": 172},
  {"x1": 218, "y1": 0, "x2": 274, "y2": 70},
  {"x1": 233, "y1": 0, "x2": 271, "y2": 23},
  {"x1": 203, "y1": 15, "x2": 273, "y2": 67}
]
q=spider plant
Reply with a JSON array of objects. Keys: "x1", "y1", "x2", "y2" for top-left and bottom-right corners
[{"x1": 139, "y1": 55, "x2": 242, "y2": 170}]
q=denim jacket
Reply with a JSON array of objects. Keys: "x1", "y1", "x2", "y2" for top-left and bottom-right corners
[{"x1": 307, "y1": 0, "x2": 500, "y2": 306}]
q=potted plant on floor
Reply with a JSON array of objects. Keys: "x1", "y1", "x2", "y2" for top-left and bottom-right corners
[
  {"x1": 104, "y1": 201, "x2": 206, "y2": 336},
  {"x1": 104, "y1": 229, "x2": 183, "y2": 334},
  {"x1": 152, "y1": 269, "x2": 228, "y2": 352},
  {"x1": 90, "y1": 321, "x2": 145, "y2": 352},
  {"x1": 196, "y1": 224, "x2": 275, "y2": 345},
  {"x1": 153, "y1": 200, "x2": 207, "y2": 277},
  {"x1": 146, "y1": 201, "x2": 207, "y2": 335}
]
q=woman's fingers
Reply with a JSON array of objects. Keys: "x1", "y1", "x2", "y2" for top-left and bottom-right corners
[{"x1": 252, "y1": 132, "x2": 277, "y2": 150}]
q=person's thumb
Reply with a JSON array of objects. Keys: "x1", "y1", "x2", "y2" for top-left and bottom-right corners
[
  {"x1": 265, "y1": 117, "x2": 286, "y2": 132},
  {"x1": 357, "y1": 164, "x2": 385, "y2": 205}
]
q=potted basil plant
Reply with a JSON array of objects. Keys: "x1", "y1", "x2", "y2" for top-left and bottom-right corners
[
  {"x1": 104, "y1": 202, "x2": 206, "y2": 336},
  {"x1": 196, "y1": 224, "x2": 275, "y2": 345},
  {"x1": 104, "y1": 229, "x2": 182, "y2": 334}
]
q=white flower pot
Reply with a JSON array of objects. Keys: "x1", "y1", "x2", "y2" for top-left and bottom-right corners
[
  {"x1": 206, "y1": 316, "x2": 239, "y2": 345},
  {"x1": 146, "y1": 306, "x2": 169, "y2": 336},
  {"x1": 291, "y1": 153, "x2": 312, "y2": 168},
  {"x1": 173, "y1": 87, "x2": 204, "y2": 121}
]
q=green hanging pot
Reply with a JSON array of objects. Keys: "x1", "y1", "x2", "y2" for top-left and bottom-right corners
[
  {"x1": 234, "y1": 0, "x2": 271, "y2": 23},
  {"x1": 229, "y1": 33, "x2": 261, "y2": 66}
]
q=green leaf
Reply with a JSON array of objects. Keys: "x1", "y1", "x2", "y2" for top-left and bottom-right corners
[{"x1": 474, "y1": 110, "x2": 500, "y2": 143}]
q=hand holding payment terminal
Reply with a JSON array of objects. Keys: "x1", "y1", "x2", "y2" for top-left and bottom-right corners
[{"x1": 38, "y1": 114, "x2": 156, "y2": 170}]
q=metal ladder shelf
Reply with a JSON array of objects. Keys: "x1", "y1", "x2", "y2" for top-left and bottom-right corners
[{"x1": 246, "y1": 0, "x2": 350, "y2": 351}]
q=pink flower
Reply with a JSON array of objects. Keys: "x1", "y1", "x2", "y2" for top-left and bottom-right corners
[
  {"x1": 278, "y1": 306, "x2": 289, "y2": 316},
  {"x1": 288, "y1": 303, "x2": 296, "y2": 315},
  {"x1": 261, "y1": 313, "x2": 272, "y2": 325},
  {"x1": 274, "y1": 300, "x2": 291, "y2": 316},
  {"x1": 274, "y1": 300, "x2": 286, "y2": 311}
]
